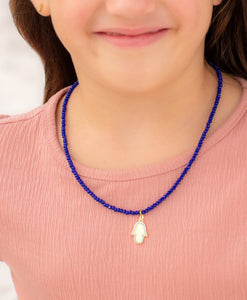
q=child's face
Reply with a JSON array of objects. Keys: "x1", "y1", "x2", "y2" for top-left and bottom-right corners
[{"x1": 34, "y1": 0, "x2": 222, "y2": 91}]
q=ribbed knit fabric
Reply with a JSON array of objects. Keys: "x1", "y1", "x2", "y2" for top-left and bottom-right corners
[{"x1": 0, "y1": 76, "x2": 247, "y2": 300}]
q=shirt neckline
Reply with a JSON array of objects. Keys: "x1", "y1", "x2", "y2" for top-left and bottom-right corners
[{"x1": 45, "y1": 76, "x2": 247, "y2": 181}]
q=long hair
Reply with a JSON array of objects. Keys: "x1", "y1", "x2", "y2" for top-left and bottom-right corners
[{"x1": 9, "y1": 0, "x2": 247, "y2": 104}]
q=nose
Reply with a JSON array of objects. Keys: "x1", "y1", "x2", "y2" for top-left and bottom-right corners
[{"x1": 106, "y1": 0, "x2": 156, "y2": 18}]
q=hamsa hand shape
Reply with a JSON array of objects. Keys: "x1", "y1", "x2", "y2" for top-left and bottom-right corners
[{"x1": 131, "y1": 221, "x2": 148, "y2": 244}]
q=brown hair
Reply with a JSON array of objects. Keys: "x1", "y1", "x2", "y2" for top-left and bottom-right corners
[{"x1": 9, "y1": 0, "x2": 247, "y2": 104}]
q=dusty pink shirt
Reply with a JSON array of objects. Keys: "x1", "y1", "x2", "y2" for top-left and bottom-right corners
[{"x1": 1, "y1": 76, "x2": 247, "y2": 299}]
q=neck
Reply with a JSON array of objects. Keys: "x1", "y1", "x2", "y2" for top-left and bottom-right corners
[
  {"x1": 68, "y1": 60, "x2": 218, "y2": 145},
  {"x1": 56, "y1": 60, "x2": 243, "y2": 170}
]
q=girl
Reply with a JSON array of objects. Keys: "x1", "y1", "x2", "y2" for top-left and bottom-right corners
[{"x1": 0, "y1": 0, "x2": 247, "y2": 298}]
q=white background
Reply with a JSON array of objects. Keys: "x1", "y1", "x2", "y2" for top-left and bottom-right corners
[
  {"x1": 0, "y1": 1, "x2": 44, "y2": 299},
  {"x1": 0, "y1": 1, "x2": 44, "y2": 115}
]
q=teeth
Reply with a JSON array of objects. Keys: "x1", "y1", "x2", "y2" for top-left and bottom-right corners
[
  {"x1": 106, "y1": 30, "x2": 160, "y2": 36},
  {"x1": 106, "y1": 32, "x2": 125, "y2": 36}
]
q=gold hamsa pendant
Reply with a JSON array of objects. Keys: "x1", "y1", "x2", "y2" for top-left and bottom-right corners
[{"x1": 131, "y1": 211, "x2": 148, "y2": 244}]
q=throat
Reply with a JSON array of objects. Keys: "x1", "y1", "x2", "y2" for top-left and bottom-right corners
[{"x1": 55, "y1": 73, "x2": 243, "y2": 171}]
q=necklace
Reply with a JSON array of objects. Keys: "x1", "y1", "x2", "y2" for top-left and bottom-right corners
[{"x1": 61, "y1": 61, "x2": 223, "y2": 245}]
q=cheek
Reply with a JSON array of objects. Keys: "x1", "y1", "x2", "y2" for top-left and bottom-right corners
[
  {"x1": 49, "y1": 0, "x2": 95, "y2": 48},
  {"x1": 168, "y1": 0, "x2": 212, "y2": 32},
  {"x1": 160, "y1": 0, "x2": 213, "y2": 67}
]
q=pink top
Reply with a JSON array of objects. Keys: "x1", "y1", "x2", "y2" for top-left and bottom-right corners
[{"x1": 1, "y1": 76, "x2": 247, "y2": 300}]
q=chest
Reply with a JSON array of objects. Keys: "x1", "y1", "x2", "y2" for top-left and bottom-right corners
[{"x1": 4, "y1": 175, "x2": 247, "y2": 300}]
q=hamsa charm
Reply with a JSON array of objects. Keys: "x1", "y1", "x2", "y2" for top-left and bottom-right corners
[{"x1": 131, "y1": 211, "x2": 148, "y2": 244}]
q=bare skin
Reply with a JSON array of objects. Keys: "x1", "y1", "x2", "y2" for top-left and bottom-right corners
[
  {"x1": 55, "y1": 71, "x2": 243, "y2": 170},
  {"x1": 32, "y1": 0, "x2": 240, "y2": 170}
]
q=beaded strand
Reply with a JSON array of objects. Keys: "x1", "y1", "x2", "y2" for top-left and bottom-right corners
[{"x1": 61, "y1": 61, "x2": 222, "y2": 217}]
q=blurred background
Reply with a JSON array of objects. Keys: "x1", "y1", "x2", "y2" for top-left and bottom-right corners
[
  {"x1": 0, "y1": 1, "x2": 44, "y2": 299},
  {"x1": 0, "y1": 1, "x2": 44, "y2": 115}
]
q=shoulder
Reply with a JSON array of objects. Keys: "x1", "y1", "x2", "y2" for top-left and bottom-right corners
[
  {"x1": 0, "y1": 106, "x2": 45, "y2": 127},
  {"x1": 0, "y1": 86, "x2": 70, "y2": 130},
  {"x1": 0, "y1": 102, "x2": 48, "y2": 158},
  {"x1": 0, "y1": 105, "x2": 47, "y2": 180},
  {"x1": 0, "y1": 86, "x2": 70, "y2": 158}
]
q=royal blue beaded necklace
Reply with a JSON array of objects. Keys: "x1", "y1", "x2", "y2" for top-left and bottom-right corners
[{"x1": 61, "y1": 61, "x2": 223, "y2": 244}]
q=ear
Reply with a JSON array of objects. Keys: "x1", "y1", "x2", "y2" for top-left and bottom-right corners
[{"x1": 29, "y1": 0, "x2": 50, "y2": 17}]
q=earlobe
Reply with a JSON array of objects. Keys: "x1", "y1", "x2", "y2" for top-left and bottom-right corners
[
  {"x1": 30, "y1": 0, "x2": 50, "y2": 16},
  {"x1": 213, "y1": 0, "x2": 224, "y2": 6},
  {"x1": 37, "y1": 4, "x2": 43, "y2": 13}
]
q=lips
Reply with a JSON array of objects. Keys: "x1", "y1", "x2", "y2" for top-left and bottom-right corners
[
  {"x1": 95, "y1": 27, "x2": 167, "y2": 36},
  {"x1": 94, "y1": 28, "x2": 168, "y2": 47},
  {"x1": 101, "y1": 29, "x2": 164, "y2": 37}
]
